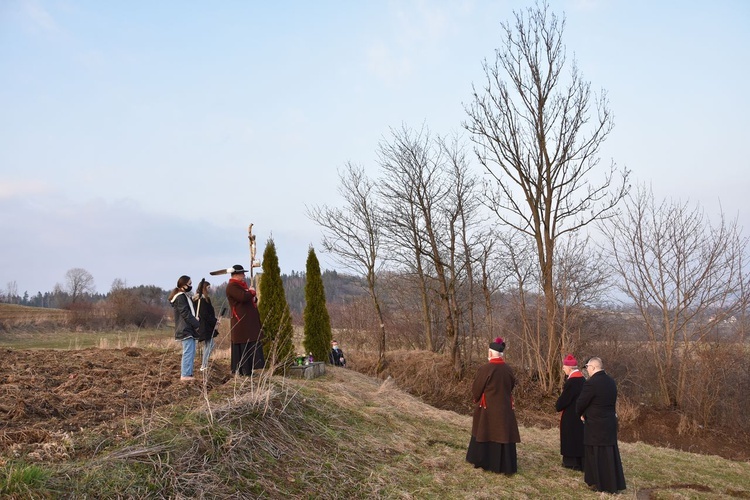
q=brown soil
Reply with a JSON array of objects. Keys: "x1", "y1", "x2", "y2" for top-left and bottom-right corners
[
  {"x1": 2, "y1": 347, "x2": 748, "y2": 464},
  {"x1": 0, "y1": 347, "x2": 232, "y2": 460}
]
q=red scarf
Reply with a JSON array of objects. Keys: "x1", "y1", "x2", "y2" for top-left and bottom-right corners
[{"x1": 230, "y1": 277, "x2": 251, "y2": 291}]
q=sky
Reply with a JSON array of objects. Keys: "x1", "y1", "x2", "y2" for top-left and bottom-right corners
[{"x1": 1, "y1": 0, "x2": 749, "y2": 296}]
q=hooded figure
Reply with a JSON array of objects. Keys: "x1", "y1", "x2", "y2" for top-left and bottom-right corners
[{"x1": 465, "y1": 337, "x2": 521, "y2": 474}]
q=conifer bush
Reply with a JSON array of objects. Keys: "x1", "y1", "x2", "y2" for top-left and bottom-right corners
[
  {"x1": 257, "y1": 238, "x2": 294, "y2": 368},
  {"x1": 302, "y1": 247, "x2": 333, "y2": 363}
]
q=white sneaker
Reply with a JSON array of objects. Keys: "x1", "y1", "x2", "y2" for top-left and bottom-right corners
[{"x1": 200, "y1": 366, "x2": 206, "y2": 372}]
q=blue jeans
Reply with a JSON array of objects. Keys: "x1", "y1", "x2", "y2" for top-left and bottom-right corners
[
  {"x1": 200, "y1": 337, "x2": 214, "y2": 369},
  {"x1": 181, "y1": 338, "x2": 196, "y2": 377}
]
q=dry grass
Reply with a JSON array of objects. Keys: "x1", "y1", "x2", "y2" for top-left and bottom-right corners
[
  {"x1": 1, "y1": 324, "x2": 749, "y2": 498},
  {"x1": 2, "y1": 357, "x2": 750, "y2": 498},
  {"x1": 0, "y1": 303, "x2": 72, "y2": 326}
]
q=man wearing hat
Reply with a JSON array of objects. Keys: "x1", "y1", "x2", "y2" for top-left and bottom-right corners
[
  {"x1": 465, "y1": 337, "x2": 521, "y2": 475},
  {"x1": 225, "y1": 264, "x2": 265, "y2": 376},
  {"x1": 555, "y1": 354, "x2": 585, "y2": 470}
]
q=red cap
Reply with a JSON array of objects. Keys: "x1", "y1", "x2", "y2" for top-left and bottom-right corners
[{"x1": 563, "y1": 354, "x2": 577, "y2": 367}]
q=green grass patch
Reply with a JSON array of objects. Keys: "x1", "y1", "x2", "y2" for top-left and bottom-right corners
[
  {"x1": 0, "y1": 463, "x2": 51, "y2": 497},
  {"x1": 0, "y1": 327, "x2": 172, "y2": 350}
]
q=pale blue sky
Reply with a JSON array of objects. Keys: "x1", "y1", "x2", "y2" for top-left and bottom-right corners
[{"x1": 1, "y1": 0, "x2": 748, "y2": 295}]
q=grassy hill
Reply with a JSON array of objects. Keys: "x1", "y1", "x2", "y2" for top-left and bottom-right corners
[
  {"x1": 2, "y1": 363, "x2": 748, "y2": 499},
  {"x1": 0, "y1": 303, "x2": 71, "y2": 328}
]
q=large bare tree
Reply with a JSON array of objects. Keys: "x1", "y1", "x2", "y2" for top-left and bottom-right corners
[
  {"x1": 603, "y1": 185, "x2": 749, "y2": 409},
  {"x1": 464, "y1": 3, "x2": 629, "y2": 392},
  {"x1": 307, "y1": 163, "x2": 388, "y2": 372},
  {"x1": 64, "y1": 268, "x2": 96, "y2": 305}
]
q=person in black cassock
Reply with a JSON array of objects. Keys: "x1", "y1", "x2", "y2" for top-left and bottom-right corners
[
  {"x1": 576, "y1": 357, "x2": 626, "y2": 493},
  {"x1": 465, "y1": 337, "x2": 521, "y2": 475},
  {"x1": 555, "y1": 354, "x2": 585, "y2": 470}
]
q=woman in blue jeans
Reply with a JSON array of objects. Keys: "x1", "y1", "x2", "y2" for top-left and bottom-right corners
[
  {"x1": 194, "y1": 279, "x2": 219, "y2": 372},
  {"x1": 169, "y1": 275, "x2": 200, "y2": 381}
]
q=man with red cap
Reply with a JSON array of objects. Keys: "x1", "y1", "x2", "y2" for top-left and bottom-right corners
[
  {"x1": 555, "y1": 354, "x2": 585, "y2": 470},
  {"x1": 465, "y1": 337, "x2": 521, "y2": 475}
]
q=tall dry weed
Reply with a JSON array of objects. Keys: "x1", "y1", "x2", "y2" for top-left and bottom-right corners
[{"x1": 616, "y1": 395, "x2": 641, "y2": 425}]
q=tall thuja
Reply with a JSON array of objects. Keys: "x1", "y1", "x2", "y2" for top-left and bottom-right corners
[
  {"x1": 302, "y1": 247, "x2": 333, "y2": 363},
  {"x1": 258, "y1": 238, "x2": 294, "y2": 368}
]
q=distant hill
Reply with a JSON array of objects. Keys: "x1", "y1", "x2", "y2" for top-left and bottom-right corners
[{"x1": 282, "y1": 269, "x2": 367, "y2": 316}]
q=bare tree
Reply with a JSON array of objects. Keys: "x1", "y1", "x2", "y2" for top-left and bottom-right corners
[
  {"x1": 463, "y1": 2, "x2": 629, "y2": 392},
  {"x1": 554, "y1": 233, "x2": 611, "y2": 354},
  {"x1": 5, "y1": 281, "x2": 18, "y2": 304},
  {"x1": 307, "y1": 163, "x2": 388, "y2": 372},
  {"x1": 64, "y1": 268, "x2": 96, "y2": 304},
  {"x1": 377, "y1": 124, "x2": 442, "y2": 353},
  {"x1": 603, "y1": 185, "x2": 750, "y2": 410},
  {"x1": 440, "y1": 133, "x2": 485, "y2": 372},
  {"x1": 475, "y1": 228, "x2": 512, "y2": 346},
  {"x1": 497, "y1": 230, "x2": 544, "y2": 375},
  {"x1": 377, "y1": 125, "x2": 482, "y2": 377}
]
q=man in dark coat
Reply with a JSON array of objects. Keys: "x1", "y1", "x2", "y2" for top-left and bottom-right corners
[
  {"x1": 555, "y1": 354, "x2": 585, "y2": 470},
  {"x1": 225, "y1": 264, "x2": 265, "y2": 376},
  {"x1": 329, "y1": 340, "x2": 346, "y2": 367},
  {"x1": 465, "y1": 337, "x2": 521, "y2": 475},
  {"x1": 576, "y1": 357, "x2": 626, "y2": 493}
]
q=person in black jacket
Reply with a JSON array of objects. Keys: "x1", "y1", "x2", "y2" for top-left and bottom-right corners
[
  {"x1": 576, "y1": 357, "x2": 626, "y2": 493},
  {"x1": 194, "y1": 279, "x2": 219, "y2": 373},
  {"x1": 555, "y1": 354, "x2": 585, "y2": 470},
  {"x1": 329, "y1": 340, "x2": 346, "y2": 367},
  {"x1": 169, "y1": 275, "x2": 200, "y2": 381}
]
